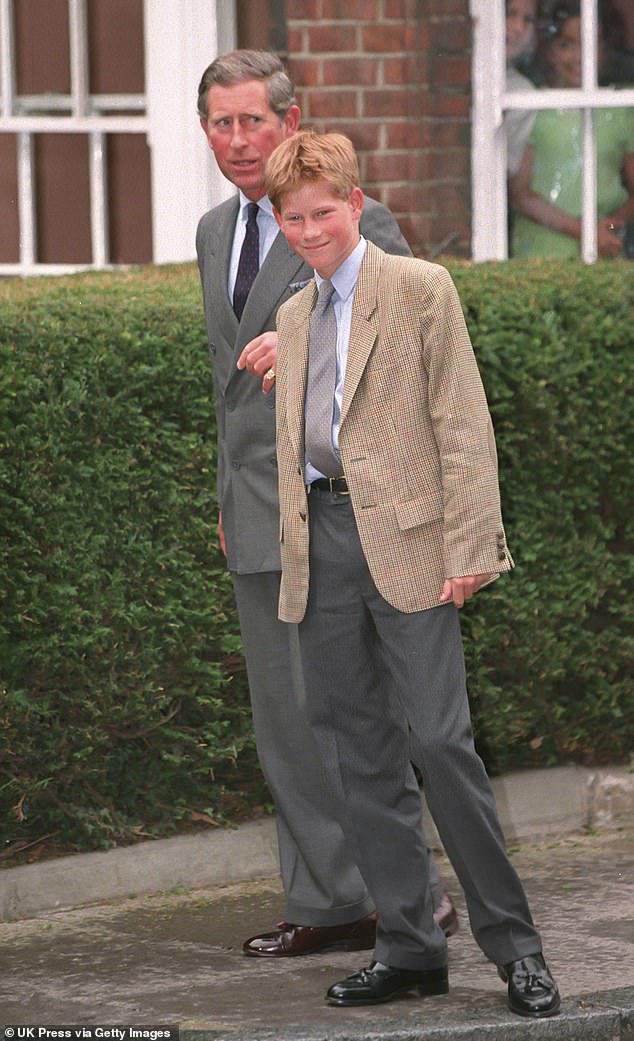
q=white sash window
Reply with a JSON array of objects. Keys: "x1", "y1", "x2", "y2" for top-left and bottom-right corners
[
  {"x1": 471, "y1": 0, "x2": 634, "y2": 262},
  {"x1": 0, "y1": 0, "x2": 233, "y2": 275}
]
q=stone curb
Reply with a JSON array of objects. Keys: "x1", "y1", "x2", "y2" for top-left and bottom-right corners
[
  {"x1": 1, "y1": 763, "x2": 632, "y2": 922},
  {"x1": 177, "y1": 987, "x2": 634, "y2": 1041}
]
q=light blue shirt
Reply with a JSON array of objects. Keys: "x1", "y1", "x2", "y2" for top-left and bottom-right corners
[
  {"x1": 305, "y1": 236, "x2": 368, "y2": 483},
  {"x1": 228, "y1": 192, "x2": 279, "y2": 300}
]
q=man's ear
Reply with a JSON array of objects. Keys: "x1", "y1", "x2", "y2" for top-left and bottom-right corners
[{"x1": 282, "y1": 104, "x2": 302, "y2": 137}]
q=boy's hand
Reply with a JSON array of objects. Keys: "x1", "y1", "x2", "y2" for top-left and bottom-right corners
[
  {"x1": 440, "y1": 575, "x2": 490, "y2": 608},
  {"x1": 237, "y1": 332, "x2": 278, "y2": 393}
]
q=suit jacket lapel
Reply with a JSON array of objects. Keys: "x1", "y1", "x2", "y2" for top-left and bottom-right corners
[
  {"x1": 204, "y1": 200, "x2": 307, "y2": 368},
  {"x1": 340, "y1": 243, "x2": 384, "y2": 425},
  {"x1": 208, "y1": 197, "x2": 240, "y2": 350},
  {"x1": 233, "y1": 231, "x2": 308, "y2": 357}
]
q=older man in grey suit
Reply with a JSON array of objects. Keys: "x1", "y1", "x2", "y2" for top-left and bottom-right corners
[{"x1": 195, "y1": 49, "x2": 456, "y2": 956}]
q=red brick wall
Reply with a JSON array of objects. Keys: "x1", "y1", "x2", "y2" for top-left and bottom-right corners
[{"x1": 285, "y1": 0, "x2": 472, "y2": 258}]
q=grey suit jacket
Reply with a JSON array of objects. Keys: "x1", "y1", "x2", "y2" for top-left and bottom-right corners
[{"x1": 196, "y1": 195, "x2": 411, "y2": 574}]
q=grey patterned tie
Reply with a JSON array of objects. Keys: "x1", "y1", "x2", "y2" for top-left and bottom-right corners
[{"x1": 305, "y1": 280, "x2": 343, "y2": 477}]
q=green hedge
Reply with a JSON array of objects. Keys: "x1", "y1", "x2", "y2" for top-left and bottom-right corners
[
  {"x1": 1, "y1": 260, "x2": 632, "y2": 852},
  {"x1": 453, "y1": 261, "x2": 632, "y2": 774}
]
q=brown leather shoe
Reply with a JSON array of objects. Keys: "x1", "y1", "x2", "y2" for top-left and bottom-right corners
[
  {"x1": 242, "y1": 913, "x2": 377, "y2": 957},
  {"x1": 243, "y1": 893, "x2": 458, "y2": 957},
  {"x1": 434, "y1": 891, "x2": 459, "y2": 937}
]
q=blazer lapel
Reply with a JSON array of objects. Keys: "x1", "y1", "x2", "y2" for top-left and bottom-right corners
[{"x1": 340, "y1": 243, "x2": 384, "y2": 425}]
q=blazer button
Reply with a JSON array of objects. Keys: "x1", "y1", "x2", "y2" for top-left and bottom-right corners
[
  {"x1": 231, "y1": 461, "x2": 241, "y2": 470},
  {"x1": 498, "y1": 551, "x2": 506, "y2": 561}
]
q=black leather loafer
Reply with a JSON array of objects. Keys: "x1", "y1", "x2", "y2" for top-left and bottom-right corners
[
  {"x1": 499, "y1": 953, "x2": 561, "y2": 1017},
  {"x1": 326, "y1": 961, "x2": 449, "y2": 1006}
]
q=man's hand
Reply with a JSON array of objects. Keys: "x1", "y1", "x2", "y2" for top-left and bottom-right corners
[
  {"x1": 440, "y1": 575, "x2": 490, "y2": 608},
  {"x1": 218, "y1": 511, "x2": 227, "y2": 558},
  {"x1": 237, "y1": 331, "x2": 278, "y2": 393}
]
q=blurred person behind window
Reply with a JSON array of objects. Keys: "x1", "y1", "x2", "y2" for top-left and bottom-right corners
[
  {"x1": 509, "y1": 1, "x2": 634, "y2": 257},
  {"x1": 506, "y1": 0, "x2": 539, "y2": 175}
]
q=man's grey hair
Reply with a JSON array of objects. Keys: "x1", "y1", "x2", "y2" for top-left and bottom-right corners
[{"x1": 197, "y1": 49, "x2": 296, "y2": 121}]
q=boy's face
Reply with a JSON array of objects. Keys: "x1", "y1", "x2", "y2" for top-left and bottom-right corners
[{"x1": 274, "y1": 180, "x2": 364, "y2": 279}]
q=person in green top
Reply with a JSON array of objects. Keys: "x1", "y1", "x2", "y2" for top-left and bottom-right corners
[{"x1": 509, "y1": 1, "x2": 634, "y2": 258}]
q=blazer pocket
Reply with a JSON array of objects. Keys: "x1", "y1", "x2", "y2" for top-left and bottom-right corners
[
  {"x1": 280, "y1": 511, "x2": 308, "y2": 544},
  {"x1": 394, "y1": 493, "x2": 444, "y2": 532}
]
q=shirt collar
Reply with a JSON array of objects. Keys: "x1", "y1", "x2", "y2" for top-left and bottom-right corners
[
  {"x1": 315, "y1": 236, "x2": 367, "y2": 302},
  {"x1": 237, "y1": 190, "x2": 275, "y2": 220}
]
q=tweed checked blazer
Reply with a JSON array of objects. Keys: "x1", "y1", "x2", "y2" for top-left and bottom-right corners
[
  {"x1": 275, "y1": 241, "x2": 514, "y2": 622},
  {"x1": 196, "y1": 196, "x2": 411, "y2": 574}
]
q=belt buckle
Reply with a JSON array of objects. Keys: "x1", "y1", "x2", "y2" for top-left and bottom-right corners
[{"x1": 330, "y1": 476, "x2": 349, "y2": 495}]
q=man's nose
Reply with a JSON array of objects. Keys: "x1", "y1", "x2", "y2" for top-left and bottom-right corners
[{"x1": 229, "y1": 120, "x2": 248, "y2": 148}]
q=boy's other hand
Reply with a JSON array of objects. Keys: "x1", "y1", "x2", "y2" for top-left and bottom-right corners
[{"x1": 440, "y1": 575, "x2": 490, "y2": 608}]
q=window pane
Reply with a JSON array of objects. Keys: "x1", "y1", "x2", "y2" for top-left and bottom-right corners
[
  {"x1": 35, "y1": 134, "x2": 92, "y2": 263},
  {"x1": 0, "y1": 135, "x2": 19, "y2": 262},
  {"x1": 505, "y1": 0, "x2": 538, "y2": 85},
  {"x1": 107, "y1": 134, "x2": 152, "y2": 264},
  {"x1": 518, "y1": 2, "x2": 634, "y2": 90},
  {"x1": 532, "y1": 4, "x2": 586, "y2": 89},
  {"x1": 87, "y1": 0, "x2": 145, "y2": 95},
  {"x1": 14, "y1": 0, "x2": 71, "y2": 96},
  {"x1": 602, "y1": 0, "x2": 634, "y2": 87},
  {"x1": 506, "y1": 2, "x2": 617, "y2": 90},
  {"x1": 507, "y1": 106, "x2": 634, "y2": 258},
  {"x1": 236, "y1": 0, "x2": 287, "y2": 53}
]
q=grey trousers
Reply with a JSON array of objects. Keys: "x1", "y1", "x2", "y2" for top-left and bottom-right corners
[
  {"x1": 297, "y1": 489, "x2": 543, "y2": 968},
  {"x1": 232, "y1": 568, "x2": 445, "y2": 926}
]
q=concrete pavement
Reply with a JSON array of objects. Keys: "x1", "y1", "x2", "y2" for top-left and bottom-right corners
[{"x1": 1, "y1": 827, "x2": 633, "y2": 1040}]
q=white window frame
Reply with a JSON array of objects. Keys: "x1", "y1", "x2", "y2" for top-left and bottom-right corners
[
  {"x1": 0, "y1": 0, "x2": 236, "y2": 275},
  {"x1": 470, "y1": 0, "x2": 634, "y2": 262}
]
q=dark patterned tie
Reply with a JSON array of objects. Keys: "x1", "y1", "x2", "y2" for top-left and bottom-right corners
[
  {"x1": 233, "y1": 202, "x2": 260, "y2": 320},
  {"x1": 305, "y1": 280, "x2": 343, "y2": 477}
]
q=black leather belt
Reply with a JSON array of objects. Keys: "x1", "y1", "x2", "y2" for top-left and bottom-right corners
[{"x1": 310, "y1": 476, "x2": 349, "y2": 494}]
